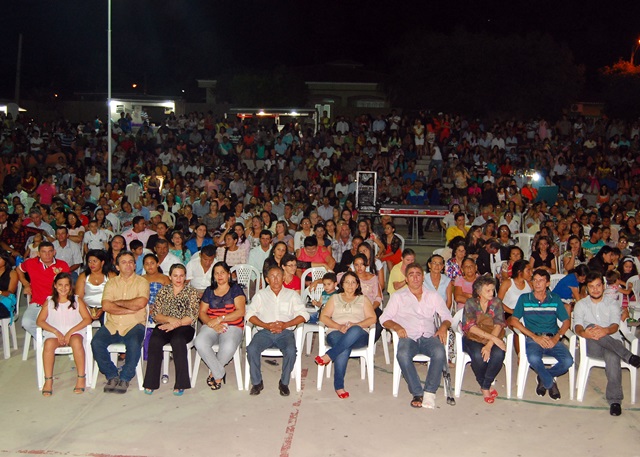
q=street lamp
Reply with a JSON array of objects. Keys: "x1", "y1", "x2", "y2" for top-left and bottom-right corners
[{"x1": 631, "y1": 37, "x2": 640, "y2": 66}]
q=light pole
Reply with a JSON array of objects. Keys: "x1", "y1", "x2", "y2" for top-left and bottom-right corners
[
  {"x1": 107, "y1": 0, "x2": 112, "y2": 182},
  {"x1": 631, "y1": 38, "x2": 640, "y2": 66}
]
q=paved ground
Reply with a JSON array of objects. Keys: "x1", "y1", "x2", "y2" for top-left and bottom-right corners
[{"x1": 2, "y1": 227, "x2": 639, "y2": 457}]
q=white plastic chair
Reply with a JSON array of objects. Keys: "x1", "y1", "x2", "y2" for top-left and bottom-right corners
[
  {"x1": 191, "y1": 337, "x2": 244, "y2": 390},
  {"x1": 391, "y1": 329, "x2": 432, "y2": 397},
  {"x1": 432, "y1": 248, "x2": 446, "y2": 257},
  {"x1": 626, "y1": 275, "x2": 640, "y2": 300},
  {"x1": 244, "y1": 322, "x2": 303, "y2": 392},
  {"x1": 550, "y1": 274, "x2": 566, "y2": 291},
  {"x1": 575, "y1": 322, "x2": 637, "y2": 403},
  {"x1": 395, "y1": 234, "x2": 405, "y2": 253},
  {"x1": 318, "y1": 323, "x2": 376, "y2": 392},
  {"x1": 301, "y1": 267, "x2": 328, "y2": 284},
  {"x1": 515, "y1": 233, "x2": 534, "y2": 259},
  {"x1": 452, "y1": 309, "x2": 514, "y2": 398},
  {"x1": 35, "y1": 324, "x2": 93, "y2": 389},
  {"x1": 515, "y1": 319, "x2": 576, "y2": 400},
  {"x1": 301, "y1": 283, "x2": 324, "y2": 355},
  {"x1": 161, "y1": 336, "x2": 195, "y2": 387},
  {"x1": 1, "y1": 282, "x2": 21, "y2": 359},
  {"x1": 90, "y1": 309, "x2": 148, "y2": 391},
  {"x1": 231, "y1": 264, "x2": 263, "y2": 302}
]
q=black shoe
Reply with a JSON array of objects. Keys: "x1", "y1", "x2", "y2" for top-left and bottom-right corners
[
  {"x1": 610, "y1": 403, "x2": 622, "y2": 416},
  {"x1": 104, "y1": 377, "x2": 119, "y2": 393},
  {"x1": 278, "y1": 381, "x2": 290, "y2": 397},
  {"x1": 628, "y1": 355, "x2": 640, "y2": 368},
  {"x1": 113, "y1": 379, "x2": 130, "y2": 394},
  {"x1": 249, "y1": 381, "x2": 264, "y2": 396},
  {"x1": 535, "y1": 376, "x2": 546, "y2": 397},
  {"x1": 548, "y1": 381, "x2": 561, "y2": 400}
]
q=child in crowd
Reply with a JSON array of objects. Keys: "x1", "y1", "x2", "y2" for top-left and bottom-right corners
[
  {"x1": 308, "y1": 272, "x2": 338, "y2": 324},
  {"x1": 35, "y1": 272, "x2": 92, "y2": 396},
  {"x1": 605, "y1": 269, "x2": 632, "y2": 320},
  {"x1": 25, "y1": 232, "x2": 43, "y2": 259},
  {"x1": 83, "y1": 219, "x2": 110, "y2": 253}
]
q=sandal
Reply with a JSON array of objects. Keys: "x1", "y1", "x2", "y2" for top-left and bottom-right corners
[
  {"x1": 42, "y1": 376, "x2": 53, "y2": 397},
  {"x1": 483, "y1": 395, "x2": 495, "y2": 404},
  {"x1": 74, "y1": 374, "x2": 86, "y2": 394},
  {"x1": 210, "y1": 374, "x2": 226, "y2": 391},
  {"x1": 489, "y1": 389, "x2": 498, "y2": 398},
  {"x1": 206, "y1": 373, "x2": 215, "y2": 388},
  {"x1": 410, "y1": 395, "x2": 423, "y2": 408},
  {"x1": 173, "y1": 389, "x2": 184, "y2": 396},
  {"x1": 144, "y1": 388, "x2": 154, "y2": 395}
]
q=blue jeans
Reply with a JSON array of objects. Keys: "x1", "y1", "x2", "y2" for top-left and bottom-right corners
[
  {"x1": 246, "y1": 329, "x2": 296, "y2": 386},
  {"x1": 91, "y1": 324, "x2": 145, "y2": 382},
  {"x1": 462, "y1": 337, "x2": 505, "y2": 390},
  {"x1": 326, "y1": 326, "x2": 369, "y2": 390},
  {"x1": 525, "y1": 337, "x2": 574, "y2": 389},
  {"x1": 396, "y1": 336, "x2": 446, "y2": 396}
]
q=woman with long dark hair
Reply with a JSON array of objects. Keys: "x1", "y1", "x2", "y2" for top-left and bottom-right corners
[{"x1": 194, "y1": 261, "x2": 246, "y2": 391}]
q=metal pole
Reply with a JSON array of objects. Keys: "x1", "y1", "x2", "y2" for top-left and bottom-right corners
[
  {"x1": 14, "y1": 34, "x2": 22, "y2": 105},
  {"x1": 107, "y1": 0, "x2": 112, "y2": 182}
]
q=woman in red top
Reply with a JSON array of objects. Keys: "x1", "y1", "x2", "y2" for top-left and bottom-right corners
[{"x1": 282, "y1": 254, "x2": 301, "y2": 292}]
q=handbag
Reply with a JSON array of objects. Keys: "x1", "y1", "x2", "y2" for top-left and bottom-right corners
[{"x1": 467, "y1": 312, "x2": 504, "y2": 345}]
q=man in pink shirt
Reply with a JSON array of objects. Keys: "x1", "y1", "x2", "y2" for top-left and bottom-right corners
[
  {"x1": 35, "y1": 174, "x2": 57, "y2": 206},
  {"x1": 380, "y1": 262, "x2": 452, "y2": 409},
  {"x1": 122, "y1": 216, "x2": 156, "y2": 249}
]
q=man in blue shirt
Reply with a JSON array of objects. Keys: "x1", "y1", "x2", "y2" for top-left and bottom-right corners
[{"x1": 509, "y1": 269, "x2": 573, "y2": 400}]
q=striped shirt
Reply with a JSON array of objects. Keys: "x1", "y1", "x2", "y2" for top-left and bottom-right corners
[{"x1": 512, "y1": 291, "x2": 569, "y2": 335}]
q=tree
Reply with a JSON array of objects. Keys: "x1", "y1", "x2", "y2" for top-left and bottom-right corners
[
  {"x1": 599, "y1": 60, "x2": 640, "y2": 119},
  {"x1": 388, "y1": 28, "x2": 584, "y2": 118}
]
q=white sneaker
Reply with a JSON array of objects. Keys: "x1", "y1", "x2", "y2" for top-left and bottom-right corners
[{"x1": 422, "y1": 392, "x2": 436, "y2": 409}]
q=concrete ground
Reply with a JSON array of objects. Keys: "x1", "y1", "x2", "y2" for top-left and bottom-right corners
[{"x1": 1, "y1": 229, "x2": 639, "y2": 457}]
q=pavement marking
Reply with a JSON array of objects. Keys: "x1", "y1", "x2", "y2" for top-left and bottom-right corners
[{"x1": 279, "y1": 367, "x2": 308, "y2": 457}]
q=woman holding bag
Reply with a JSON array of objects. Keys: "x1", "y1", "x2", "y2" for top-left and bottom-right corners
[{"x1": 461, "y1": 275, "x2": 507, "y2": 404}]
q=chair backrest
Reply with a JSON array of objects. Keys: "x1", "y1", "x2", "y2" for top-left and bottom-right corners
[
  {"x1": 301, "y1": 283, "x2": 324, "y2": 304},
  {"x1": 395, "y1": 234, "x2": 405, "y2": 253},
  {"x1": 549, "y1": 274, "x2": 566, "y2": 291},
  {"x1": 515, "y1": 233, "x2": 533, "y2": 259},
  {"x1": 230, "y1": 264, "x2": 262, "y2": 301},
  {"x1": 626, "y1": 275, "x2": 640, "y2": 300},
  {"x1": 432, "y1": 248, "x2": 446, "y2": 257},
  {"x1": 301, "y1": 267, "x2": 327, "y2": 284}
]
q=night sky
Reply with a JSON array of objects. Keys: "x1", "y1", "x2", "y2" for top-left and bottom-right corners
[{"x1": 1, "y1": 0, "x2": 638, "y2": 100}]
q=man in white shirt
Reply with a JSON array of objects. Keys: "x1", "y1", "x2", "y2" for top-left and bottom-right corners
[
  {"x1": 52, "y1": 226, "x2": 83, "y2": 279},
  {"x1": 185, "y1": 245, "x2": 216, "y2": 296},
  {"x1": 248, "y1": 230, "x2": 272, "y2": 273},
  {"x1": 27, "y1": 208, "x2": 55, "y2": 239},
  {"x1": 246, "y1": 265, "x2": 309, "y2": 396},
  {"x1": 335, "y1": 117, "x2": 349, "y2": 134},
  {"x1": 574, "y1": 272, "x2": 640, "y2": 416},
  {"x1": 154, "y1": 239, "x2": 183, "y2": 275}
]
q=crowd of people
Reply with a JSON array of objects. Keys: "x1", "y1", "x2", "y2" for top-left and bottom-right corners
[{"x1": 1, "y1": 107, "x2": 640, "y2": 414}]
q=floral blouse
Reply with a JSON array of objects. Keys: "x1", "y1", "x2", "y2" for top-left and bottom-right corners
[
  {"x1": 445, "y1": 258, "x2": 463, "y2": 280},
  {"x1": 461, "y1": 297, "x2": 506, "y2": 335},
  {"x1": 151, "y1": 284, "x2": 199, "y2": 327}
]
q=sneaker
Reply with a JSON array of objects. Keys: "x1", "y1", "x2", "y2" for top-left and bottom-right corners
[
  {"x1": 422, "y1": 392, "x2": 436, "y2": 409},
  {"x1": 535, "y1": 376, "x2": 546, "y2": 397},
  {"x1": 104, "y1": 377, "x2": 119, "y2": 393},
  {"x1": 628, "y1": 355, "x2": 640, "y2": 368},
  {"x1": 610, "y1": 403, "x2": 622, "y2": 416},
  {"x1": 113, "y1": 379, "x2": 130, "y2": 394},
  {"x1": 548, "y1": 381, "x2": 561, "y2": 400}
]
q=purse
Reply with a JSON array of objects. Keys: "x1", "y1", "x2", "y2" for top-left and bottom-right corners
[{"x1": 467, "y1": 312, "x2": 505, "y2": 345}]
